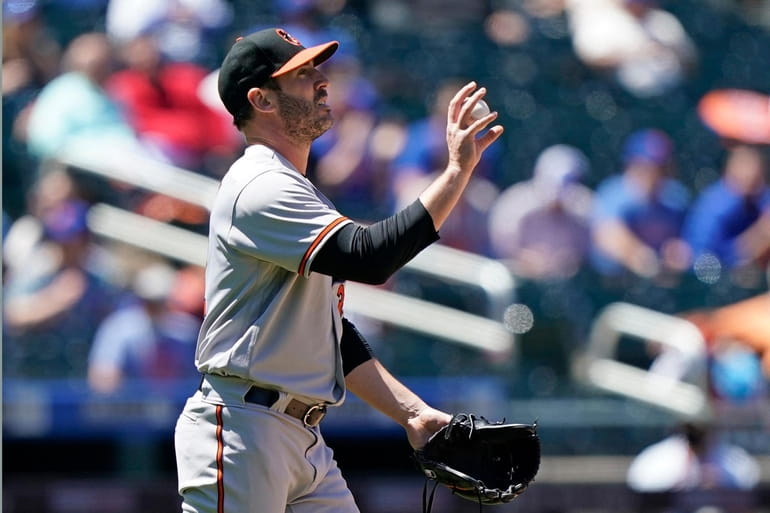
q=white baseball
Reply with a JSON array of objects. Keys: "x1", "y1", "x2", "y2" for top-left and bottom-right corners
[{"x1": 467, "y1": 99, "x2": 490, "y2": 120}]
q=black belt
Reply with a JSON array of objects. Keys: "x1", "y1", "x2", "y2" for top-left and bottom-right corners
[
  {"x1": 245, "y1": 386, "x2": 327, "y2": 428},
  {"x1": 199, "y1": 377, "x2": 327, "y2": 428}
]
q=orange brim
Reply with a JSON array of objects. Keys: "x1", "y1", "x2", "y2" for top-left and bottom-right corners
[
  {"x1": 697, "y1": 89, "x2": 770, "y2": 144},
  {"x1": 272, "y1": 41, "x2": 339, "y2": 77}
]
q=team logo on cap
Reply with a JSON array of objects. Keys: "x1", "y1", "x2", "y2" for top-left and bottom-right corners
[{"x1": 276, "y1": 28, "x2": 302, "y2": 46}]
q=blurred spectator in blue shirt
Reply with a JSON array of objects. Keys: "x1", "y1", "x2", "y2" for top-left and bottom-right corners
[
  {"x1": 488, "y1": 144, "x2": 594, "y2": 280},
  {"x1": 88, "y1": 262, "x2": 202, "y2": 394},
  {"x1": 3, "y1": 197, "x2": 121, "y2": 379},
  {"x1": 24, "y1": 32, "x2": 145, "y2": 162},
  {"x1": 589, "y1": 128, "x2": 691, "y2": 281},
  {"x1": 682, "y1": 144, "x2": 770, "y2": 272}
]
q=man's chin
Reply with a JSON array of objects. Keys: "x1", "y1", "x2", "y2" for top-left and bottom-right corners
[{"x1": 316, "y1": 116, "x2": 335, "y2": 137}]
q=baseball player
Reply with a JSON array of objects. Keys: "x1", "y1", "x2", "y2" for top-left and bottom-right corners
[{"x1": 174, "y1": 27, "x2": 503, "y2": 513}]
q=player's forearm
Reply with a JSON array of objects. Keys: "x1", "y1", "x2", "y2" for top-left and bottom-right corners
[
  {"x1": 346, "y1": 358, "x2": 452, "y2": 449},
  {"x1": 4, "y1": 270, "x2": 85, "y2": 328},
  {"x1": 594, "y1": 221, "x2": 660, "y2": 277},
  {"x1": 418, "y1": 164, "x2": 473, "y2": 231},
  {"x1": 736, "y1": 212, "x2": 770, "y2": 262},
  {"x1": 345, "y1": 358, "x2": 427, "y2": 427}
]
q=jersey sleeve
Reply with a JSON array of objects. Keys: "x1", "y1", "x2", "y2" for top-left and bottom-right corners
[{"x1": 227, "y1": 169, "x2": 352, "y2": 276}]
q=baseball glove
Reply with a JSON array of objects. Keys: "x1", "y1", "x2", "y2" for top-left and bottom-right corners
[{"x1": 414, "y1": 413, "x2": 540, "y2": 511}]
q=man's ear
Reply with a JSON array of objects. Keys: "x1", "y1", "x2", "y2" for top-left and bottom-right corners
[{"x1": 247, "y1": 87, "x2": 274, "y2": 113}]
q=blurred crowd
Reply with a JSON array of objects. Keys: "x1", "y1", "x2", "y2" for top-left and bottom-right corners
[{"x1": 2, "y1": 0, "x2": 770, "y2": 498}]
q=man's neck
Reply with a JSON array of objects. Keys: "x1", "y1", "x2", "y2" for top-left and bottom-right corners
[{"x1": 244, "y1": 132, "x2": 311, "y2": 175}]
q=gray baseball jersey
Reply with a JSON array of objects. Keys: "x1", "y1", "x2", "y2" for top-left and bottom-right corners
[{"x1": 195, "y1": 144, "x2": 354, "y2": 405}]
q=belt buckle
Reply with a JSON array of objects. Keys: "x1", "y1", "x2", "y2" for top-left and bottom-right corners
[{"x1": 303, "y1": 404, "x2": 327, "y2": 428}]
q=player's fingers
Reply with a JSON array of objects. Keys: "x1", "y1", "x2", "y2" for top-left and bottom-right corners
[
  {"x1": 459, "y1": 87, "x2": 487, "y2": 123},
  {"x1": 476, "y1": 124, "x2": 505, "y2": 152},
  {"x1": 448, "y1": 81, "x2": 478, "y2": 124},
  {"x1": 465, "y1": 108, "x2": 499, "y2": 138}
]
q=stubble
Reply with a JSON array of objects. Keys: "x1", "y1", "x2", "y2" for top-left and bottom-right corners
[{"x1": 275, "y1": 90, "x2": 333, "y2": 144}]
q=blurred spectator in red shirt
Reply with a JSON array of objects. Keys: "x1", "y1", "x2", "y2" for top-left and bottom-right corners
[{"x1": 106, "y1": 35, "x2": 240, "y2": 174}]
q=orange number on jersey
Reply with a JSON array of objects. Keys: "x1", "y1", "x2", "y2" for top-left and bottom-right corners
[{"x1": 336, "y1": 283, "x2": 345, "y2": 316}]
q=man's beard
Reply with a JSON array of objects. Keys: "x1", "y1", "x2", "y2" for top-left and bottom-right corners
[{"x1": 275, "y1": 90, "x2": 333, "y2": 143}]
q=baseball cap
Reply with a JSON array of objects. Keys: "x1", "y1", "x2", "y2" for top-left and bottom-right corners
[
  {"x1": 622, "y1": 129, "x2": 673, "y2": 166},
  {"x1": 43, "y1": 200, "x2": 90, "y2": 242},
  {"x1": 132, "y1": 263, "x2": 177, "y2": 303},
  {"x1": 217, "y1": 27, "x2": 339, "y2": 116},
  {"x1": 533, "y1": 144, "x2": 589, "y2": 185}
]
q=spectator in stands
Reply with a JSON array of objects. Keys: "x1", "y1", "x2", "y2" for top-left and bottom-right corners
[
  {"x1": 270, "y1": 0, "x2": 360, "y2": 59},
  {"x1": 625, "y1": 291, "x2": 768, "y2": 504},
  {"x1": 3, "y1": 198, "x2": 121, "y2": 379},
  {"x1": 88, "y1": 262, "x2": 202, "y2": 394},
  {"x1": 628, "y1": 292, "x2": 768, "y2": 497},
  {"x1": 106, "y1": 34, "x2": 240, "y2": 173},
  {"x1": 488, "y1": 144, "x2": 593, "y2": 280},
  {"x1": 682, "y1": 144, "x2": 770, "y2": 273},
  {"x1": 105, "y1": 0, "x2": 233, "y2": 69},
  {"x1": 24, "y1": 32, "x2": 144, "y2": 162},
  {"x1": 627, "y1": 421, "x2": 760, "y2": 493},
  {"x1": 589, "y1": 128, "x2": 691, "y2": 283},
  {"x1": 2, "y1": 0, "x2": 64, "y2": 218},
  {"x1": 2, "y1": 1, "x2": 62, "y2": 86},
  {"x1": 565, "y1": 0, "x2": 697, "y2": 98}
]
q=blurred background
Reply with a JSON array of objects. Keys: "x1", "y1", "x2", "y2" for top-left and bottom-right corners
[{"x1": 3, "y1": 0, "x2": 770, "y2": 512}]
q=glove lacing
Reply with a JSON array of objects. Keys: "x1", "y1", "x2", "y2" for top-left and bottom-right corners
[{"x1": 421, "y1": 478, "x2": 484, "y2": 513}]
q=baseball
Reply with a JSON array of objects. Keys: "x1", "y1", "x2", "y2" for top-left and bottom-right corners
[{"x1": 464, "y1": 98, "x2": 491, "y2": 120}]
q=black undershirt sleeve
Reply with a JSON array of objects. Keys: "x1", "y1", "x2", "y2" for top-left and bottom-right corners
[
  {"x1": 340, "y1": 317, "x2": 374, "y2": 376},
  {"x1": 310, "y1": 199, "x2": 440, "y2": 284}
]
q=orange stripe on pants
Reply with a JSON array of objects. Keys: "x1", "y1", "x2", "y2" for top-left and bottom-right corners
[{"x1": 216, "y1": 405, "x2": 225, "y2": 513}]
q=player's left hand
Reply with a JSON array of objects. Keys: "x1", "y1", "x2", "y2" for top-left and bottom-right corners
[{"x1": 405, "y1": 406, "x2": 453, "y2": 450}]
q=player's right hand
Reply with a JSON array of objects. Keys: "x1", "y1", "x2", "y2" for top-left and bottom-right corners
[{"x1": 445, "y1": 81, "x2": 504, "y2": 176}]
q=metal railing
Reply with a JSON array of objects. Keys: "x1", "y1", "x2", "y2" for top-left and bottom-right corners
[{"x1": 572, "y1": 301, "x2": 712, "y2": 420}]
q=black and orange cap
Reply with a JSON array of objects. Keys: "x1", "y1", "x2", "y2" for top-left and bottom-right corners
[{"x1": 218, "y1": 27, "x2": 339, "y2": 116}]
